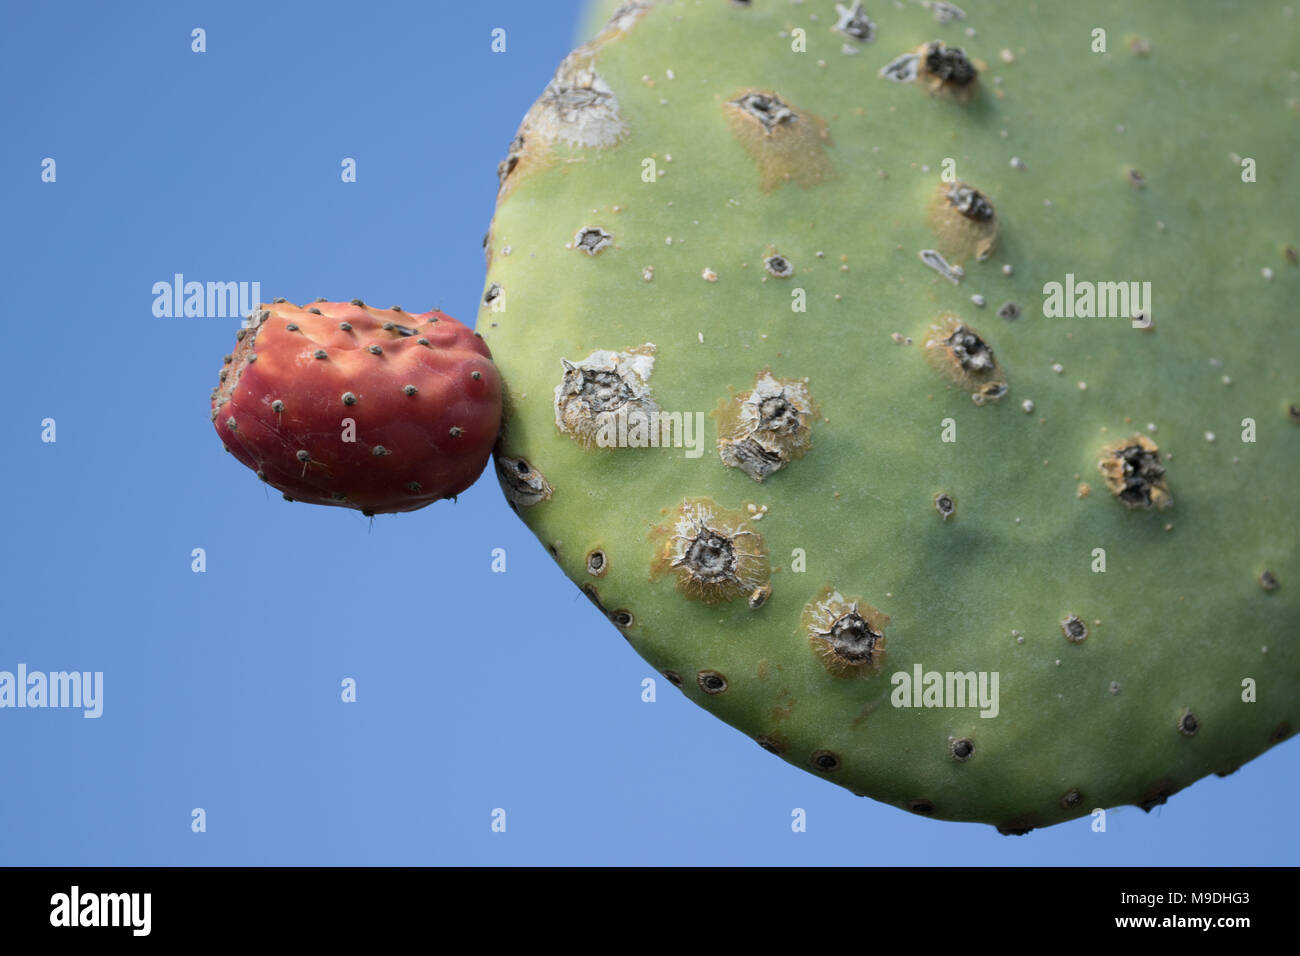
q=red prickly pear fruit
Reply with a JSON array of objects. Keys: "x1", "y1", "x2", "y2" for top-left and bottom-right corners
[{"x1": 212, "y1": 301, "x2": 503, "y2": 515}]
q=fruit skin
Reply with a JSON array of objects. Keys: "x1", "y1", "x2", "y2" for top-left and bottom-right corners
[
  {"x1": 479, "y1": 0, "x2": 1299, "y2": 831},
  {"x1": 213, "y1": 301, "x2": 502, "y2": 515}
]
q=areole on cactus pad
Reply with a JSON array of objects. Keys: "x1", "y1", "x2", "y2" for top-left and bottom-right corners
[{"x1": 479, "y1": 0, "x2": 1299, "y2": 831}]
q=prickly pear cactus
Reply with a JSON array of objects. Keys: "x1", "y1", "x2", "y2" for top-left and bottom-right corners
[
  {"x1": 214, "y1": 301, "x2": 502, "y2": 515},
  {"x1": 480, "y1": 0, "x2": 1299, "y2": 831}
]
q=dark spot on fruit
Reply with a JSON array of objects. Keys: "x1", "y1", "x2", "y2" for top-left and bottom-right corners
[
  {"x1": 586, "y1": 550, "x2": 606, "y2": 576},
  {"x1": 756, "y1": 735, "x2": 785, "y2": 755},
  {"x1": 308, "y1": 307, "x2": 322, "y2": 315},
  {"x1": 610, "y1": 609, "x2": 633, "y2": 628},
  {"x1": 1178, "y1": 709, "x2": 1199, "y2": 736},
  {"x1": 1272, "y1": 722, "x2": 1291, "y2": 743},
  {"x1": 313, "y1": 349, "x2": 327, "y2": 359},
  {"x1": 1060, "y1": 789, "x2": 1082, "y2": 810},
  {"x1": 342, "y1": 392, "x2": 357, "y2": 406},
  {"x1": 663, "y1": 670, "x2": 683, "y2": 687},
  {"x1": 1260, "y1": 570, "x2": 1280, "y2": 592},
  {"x1": 907, "y1": 799, "x2": 936, "y2": 815},
  {"x1": 368, "y1": 345, "x2": 383, "y2": 355},
  {"x1": 935, "y1": 493, "x2": 955, "y2": 519},
  {"x1": 949, "y1": 737, "x2": 974, "y2": 761},
  {"x1": 997, "y1": 301, "x2": 1021, "y2": 322}
]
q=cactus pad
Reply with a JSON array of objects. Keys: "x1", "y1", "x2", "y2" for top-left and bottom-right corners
[{"x1": 479, "y1": 0, "x2": 1298, "y2": 830}]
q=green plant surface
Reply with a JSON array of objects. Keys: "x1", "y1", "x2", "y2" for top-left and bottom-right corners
[{"x1": 479, "y1": 0, "x2": 1298, "y2": 831}]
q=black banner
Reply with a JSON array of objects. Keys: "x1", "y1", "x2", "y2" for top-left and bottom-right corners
[{"x1": 0, "y1": 866, "x2": 1286, "y2": 941}]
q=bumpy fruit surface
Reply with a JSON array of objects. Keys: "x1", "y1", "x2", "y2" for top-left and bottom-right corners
[
  {"x1": 213, "y1": 301, "x2": 502, "y2": 515},
  {"x1": 480, "y1": 0, "x2": 1299, "y2": 831}
]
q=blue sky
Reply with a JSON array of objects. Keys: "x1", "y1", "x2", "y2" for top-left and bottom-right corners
[{"x1": 0, "y1": 0, "x2": 1294, "y2": 865}]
